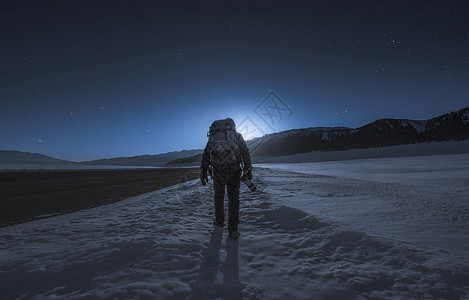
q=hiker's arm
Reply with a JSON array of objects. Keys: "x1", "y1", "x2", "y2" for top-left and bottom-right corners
[
  {"x1": 237, "y1": 133, "x2": 252, "y2": 173},
  {"x1": 200, "y1": 141, "x2": 211, "y2": 185},
  {"x1": 200, "y1": 141, "x2": 211, "y2": 172}
]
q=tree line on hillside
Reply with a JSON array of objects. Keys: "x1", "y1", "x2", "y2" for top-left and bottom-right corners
[{"x1": 250, "y1": 107, "x2": 469, "y2": 157}]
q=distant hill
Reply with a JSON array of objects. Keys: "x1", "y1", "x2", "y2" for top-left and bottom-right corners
[
  {"x1": 3, "y1": 107, "x2": 468, "y2": 168},
  {"x1": 82, "y1": 150, "x2": 203, "y2": 167},
  {"x1": 165, "y1": 153, "x2": 203, "y2": 166},
  {"x1": 0, "y1": 150, "x2": 203, "y2": 169},
  {"x1": 166, "y1": 107, "x2": 469, "y2": 165},
  {"x1": 0, "y1": 150, "x2": 75, "y2": 164}
]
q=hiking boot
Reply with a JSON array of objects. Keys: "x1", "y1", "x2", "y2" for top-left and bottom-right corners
[{"x1": 228, "y1": 231, "x2": 240, "y2": 240}]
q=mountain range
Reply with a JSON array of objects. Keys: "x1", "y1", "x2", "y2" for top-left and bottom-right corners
[
  {"x1": 0, "y1": 150, "x2": 75, "y2": 165},
  {"x1": 1, "y1": 107, "x2": 468, "y2": 168},
  {"x1": 83, "y1": 150, "x2": 202, "y2": 167},
  {"x1": 165, "y1": 106, "x2": 469, "y2": 165},
  {"x1": 0, "y1": 150, "x2": 202, "y2": 168},
  {"x1": 247, "y1": 106, "x2": 469, "y2": 156}
]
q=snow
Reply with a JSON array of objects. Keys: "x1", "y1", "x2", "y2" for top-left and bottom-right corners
[
  {"x1": 1, "y1": 154, "x2": 469, "y2": 298},
  {"x1": 406, "y1": 120, "x2": 427, "y2": 133},
  {"x1": 257, "y1": 153, "x2": 469, "y2": 258},
  {"x1": 463, "y1": 112, "x2": 469, "y2": 123},
  {"x1": 384, "y1": 120, "x2": 394, "y2": 129}
]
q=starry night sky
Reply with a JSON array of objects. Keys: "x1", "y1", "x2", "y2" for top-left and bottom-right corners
[{"x1": 1, "y1": 0, "x2": 468, "y2": 161}]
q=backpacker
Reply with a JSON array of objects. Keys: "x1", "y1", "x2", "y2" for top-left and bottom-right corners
[{"x1": 208, "y1": 118, "x2": 240, "y2": 167}]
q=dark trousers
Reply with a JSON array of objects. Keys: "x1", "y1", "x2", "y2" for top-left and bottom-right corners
[{"x1": 213, "y1": 166, "x2": 241, "y2": 233}]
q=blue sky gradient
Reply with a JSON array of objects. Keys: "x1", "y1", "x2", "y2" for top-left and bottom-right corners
[{"x1": 1, "y1": 1, "x2": 468, "y2": 161}]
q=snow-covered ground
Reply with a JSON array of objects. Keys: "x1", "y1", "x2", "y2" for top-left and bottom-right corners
[
  {"x1": 1, "y1": 154, "x2": 469, "y2": 299},
  {"x1": 258, "y1": 153, "x2": 469, "y2": 258}
]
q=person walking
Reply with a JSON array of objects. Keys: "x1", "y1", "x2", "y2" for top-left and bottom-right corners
[{"x1": 200, "y1": 118, "x2": 253, "y2": 239}]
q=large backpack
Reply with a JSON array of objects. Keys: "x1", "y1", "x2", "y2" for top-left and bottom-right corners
[{"x1": 208, "y1": 118, "x2": 240, "y2": 166}]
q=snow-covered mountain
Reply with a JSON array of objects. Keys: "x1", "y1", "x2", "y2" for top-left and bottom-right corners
[
  {"x1": 248, "y1": 107, "x2": 469, "y2": 157},
  {"x1": 166, "y1": 107, "x2": 469, "y2": 165}
]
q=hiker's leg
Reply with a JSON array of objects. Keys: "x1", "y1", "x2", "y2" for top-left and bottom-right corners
[
  {"x1": 213, "y1": 173, "x2": 226, "y2": 226},
  {"x1": 227, "y1": 169, "x2": 241, "y2": 233}
]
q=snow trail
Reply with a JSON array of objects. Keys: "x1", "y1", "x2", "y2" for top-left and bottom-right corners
[{"x1": 1, "y1": 155, "x2": 469, "y2": 299}]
